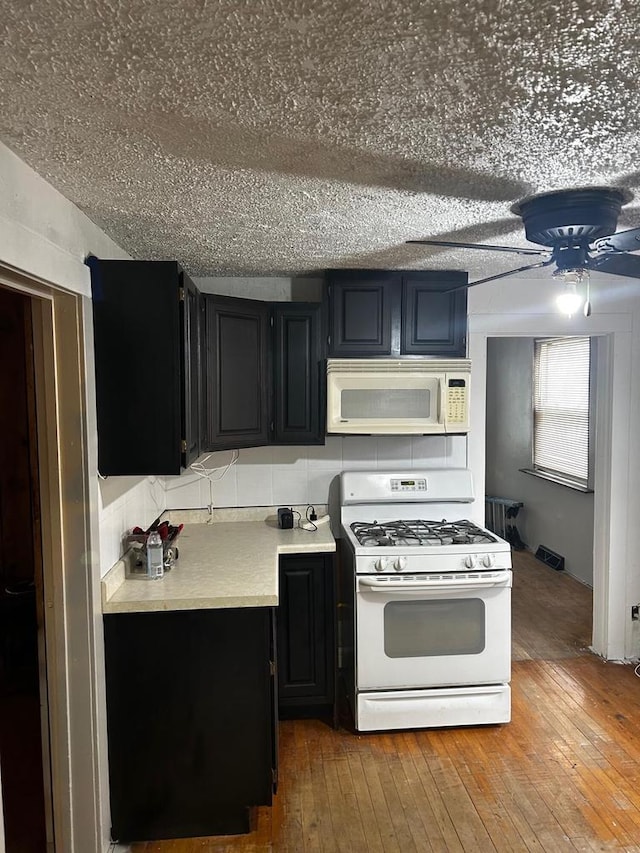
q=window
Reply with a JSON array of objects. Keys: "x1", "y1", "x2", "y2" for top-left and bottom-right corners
[{"x1": 531, "y1": 336, "x2": 592, "y2": 490}]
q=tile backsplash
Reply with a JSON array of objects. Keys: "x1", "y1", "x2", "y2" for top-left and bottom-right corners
[
  {"x1": 163, "y1": 435, "x2": 468, "y2": 515},
  {"x1": 98, "y1": 475, "x2": 166, "y2": 577}
]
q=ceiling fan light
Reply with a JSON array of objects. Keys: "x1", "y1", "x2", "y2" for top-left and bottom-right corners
[
  {"x1": 556, "y1": 282, "x2": 583, "y2": 316},
  {"x1": 552, "y1": 266, "x2": 589, "y2": 286}
]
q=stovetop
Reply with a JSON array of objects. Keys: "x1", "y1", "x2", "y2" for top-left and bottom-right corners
[
  {"x1": 349, "y1": 519, "x2": 498, "y2": 548},
  {"x1": 339, "y1": 468, "x2": 512, "y2": 573},
  {"x1": 343, "y1": 519, "x2": 512, "y2": 573}
]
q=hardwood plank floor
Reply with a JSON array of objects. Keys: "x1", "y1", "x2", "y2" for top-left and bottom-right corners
[
  {"x1": 511, "y1": 549, "x2": 593, "y2": 661},
  {"x1": 130, "y1": 552, "x2": 640, "y2": 852}
]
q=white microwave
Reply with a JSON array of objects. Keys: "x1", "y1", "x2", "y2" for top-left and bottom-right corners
[{"x1": 326, "y1": 358, "x2": 471, "y2": 435}]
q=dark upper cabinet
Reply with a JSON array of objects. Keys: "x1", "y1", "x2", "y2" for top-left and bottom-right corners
[
  {"x1": 204, "y1": 297, "x2": 325, "y2": 450},
  {"x1": 327, "y1": 271, "x2": 401, "y2": 356},
  {"x1": 204, "y1": 295, "x2": 270, "y2": 450},
  {"x1": 272, "y1": 303, "x2": 324, "y2": 445},
  {"x1": 88, "y1": 258, "x2": 202, "y2": 476},
  {"x1": 401, "y1": 273, "x2": 468, "y2": 357},
  {"x1": 276, "y1": 554, "x2": 336, "y2": 720},
  {"x1": 326, "y1": 269, "x2": 468, "y2": 358},
  {"x1": 184, "y1": 278, "x2": 204, "y2": 463}
]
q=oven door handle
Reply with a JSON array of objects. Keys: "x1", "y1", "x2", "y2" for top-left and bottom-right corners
[{"x1": 357, "y1": 573, "x2": 511, "y2": 592}]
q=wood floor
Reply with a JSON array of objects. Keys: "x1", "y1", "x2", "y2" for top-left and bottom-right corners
[{"x1": 130, "y1": 552, "x2": 640, "y2": 853}]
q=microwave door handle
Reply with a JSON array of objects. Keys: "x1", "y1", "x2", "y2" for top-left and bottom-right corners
[{"x1": 438, "y1": 378, "x2": 445, "y2": 426}]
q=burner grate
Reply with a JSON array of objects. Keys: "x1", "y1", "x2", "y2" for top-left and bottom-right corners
[{"x1": 350, "y1": 519, "x2": 497, "y2": 547}]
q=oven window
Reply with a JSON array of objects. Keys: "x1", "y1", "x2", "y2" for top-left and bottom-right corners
[{"x1": 383, "y1": 598, "x2": 485, "y2": 657}]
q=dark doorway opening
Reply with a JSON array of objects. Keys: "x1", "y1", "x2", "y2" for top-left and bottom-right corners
[{"x1": 0, "y1": 286, "x2": 49, "y2": 852}]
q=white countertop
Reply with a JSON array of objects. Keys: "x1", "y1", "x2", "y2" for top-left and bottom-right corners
[{"x1": 102, "y1": 515, "x2": 336, "y2": 614}]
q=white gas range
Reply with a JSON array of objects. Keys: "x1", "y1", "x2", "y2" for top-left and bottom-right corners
[{"x1": 339, "y1": 469, "x2": 512, "y2": 732}]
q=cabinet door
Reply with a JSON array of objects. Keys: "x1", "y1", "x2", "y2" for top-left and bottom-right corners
[
  {"x1": 277, "y1": 555, "x2": 335, "y2": 710},
  {"x1": 327, "y1": 271, "x2": 401, "y2": 356},
  {"x1": 89, "y1": 259, "x2": 185, "y2": 475},
  {"x1": 204, "y1": 295, "x2": 270, "y2": 449},
  {"x1": 104, "y1": 608, "x2": 276, "y2": 841},
  {"x1": 402, "y1": 273, "x2": 468, "y2": 356},
  {"x1": 181, "y1": 274, "x2": 202, "y2": 467},
  {"x1": 272, "y1": 303, "x2": 325, "y2": 445}
]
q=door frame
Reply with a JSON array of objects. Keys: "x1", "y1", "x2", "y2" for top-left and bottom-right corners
[
  {"x1": 469, "y1": 312, "x2": 633, "y2": 661},
  {"x1": 0, "y1": 263, "x2": 105, "y2": 851}
]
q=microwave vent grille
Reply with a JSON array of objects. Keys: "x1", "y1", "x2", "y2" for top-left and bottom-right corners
[{"x1": 327, "y1": 358, "x2": 471, "y2": 374}]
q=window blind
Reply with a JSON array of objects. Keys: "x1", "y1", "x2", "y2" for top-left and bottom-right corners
[{"x1": 533, "y1": 337, "x2": 590, "y2": 484}]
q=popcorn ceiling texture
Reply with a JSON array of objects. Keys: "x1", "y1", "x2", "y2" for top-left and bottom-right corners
[{"x1": 1, "y1": 0, "x2": 639, "y2": 277}]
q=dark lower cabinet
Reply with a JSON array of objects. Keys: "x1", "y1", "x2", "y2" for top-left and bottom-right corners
[
  {"x1": 103, "y1": 607, "x2": 277, "y2": 842},
  {"x1": 277, "y1": 554, "x2": 336, "y2": 724}
]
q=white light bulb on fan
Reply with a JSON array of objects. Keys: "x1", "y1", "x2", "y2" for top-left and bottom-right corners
[{"x1": 556, "y1": 283, "x2": 583, "y2": 316}]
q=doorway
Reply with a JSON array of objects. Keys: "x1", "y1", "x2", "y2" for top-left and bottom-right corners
[
  {"x1": 0, "y1": 264, "x2": 108, "y2": 853},
  {"x1": 0, "y1": 286, "x2": 51, "y2": 851},
  {"x1": 484, "y1": 335, "x2": 595, "y2": 648}
]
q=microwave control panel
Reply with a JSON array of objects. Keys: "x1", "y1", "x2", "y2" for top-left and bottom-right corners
[{"x1": 446, "y1": 378, "x2": 468, "y2": 424}]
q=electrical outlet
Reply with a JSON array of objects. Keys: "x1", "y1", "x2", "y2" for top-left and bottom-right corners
[{"x1": 632, "y1": 605, "x2": 639, "y2": 621}]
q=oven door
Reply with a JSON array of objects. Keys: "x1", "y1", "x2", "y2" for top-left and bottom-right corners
[{"x1": 355, "y1": 572, "x2": 511, "y2": 690}]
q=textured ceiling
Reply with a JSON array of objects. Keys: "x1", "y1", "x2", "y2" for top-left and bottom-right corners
[{"x1": 1, "y1": 0, "x2": 640, "y2": 280}]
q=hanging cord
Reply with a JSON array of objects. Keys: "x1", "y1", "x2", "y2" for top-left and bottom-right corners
[
  {"x1": 190, "y1": 449, "x2": 239, "y2": 517},
  {"x1": 148, "y1": 476, "x2": 165, "y2": 515}
]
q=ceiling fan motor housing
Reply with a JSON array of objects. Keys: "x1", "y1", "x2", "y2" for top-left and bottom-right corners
[
  {"x1": 511, "y1": 187, "x2": 630, "y2": 247},
  {"x1": 554, "y1": 244, "x2": 590, "y2": 271}
]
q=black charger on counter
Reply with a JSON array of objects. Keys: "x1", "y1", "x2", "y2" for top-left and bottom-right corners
[{"x1": 277, "y1": 507, "x2": 294, "y2": 529}]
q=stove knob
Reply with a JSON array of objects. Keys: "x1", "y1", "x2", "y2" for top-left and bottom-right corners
[
  {"x1": 394, "y1": 556, "x2": 407, "y2": 572},
  {"x1": 374, "y1": 557, "x2": 389, "y2": 572},
  {"x1": 464, "y1": 554, "x2": 477, "y2": 569},
  {"x1": 482, "y1": 554, "x2": 496, "y2": 568}
]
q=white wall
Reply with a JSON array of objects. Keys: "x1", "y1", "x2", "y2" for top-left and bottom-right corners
[
  {"x1": 486, "y1": 336, "x2": 594, "y2": 586},
  {"x1": 467, "y1": 273, "x2": 640, "y2": 660},
  {"x1": 197, "y1": 274, "x2": 324, "y2": 301}
]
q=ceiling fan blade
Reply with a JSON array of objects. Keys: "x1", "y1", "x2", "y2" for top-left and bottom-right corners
[
  {"x1": 612, "y1": 171, "x2": 640, "y2": 190},
  {"x1": 592, "y1": 227, "x2": 640, "y2": 253},
  {"x1": 444, "y1": 258, "x2": 557, "y2": 292},
  {"x1": 406, "y1": 238, "x2": 549, "y2": 257},
  {"x1": 589, "y1": 252, "x2": 640, "y2": 278}
]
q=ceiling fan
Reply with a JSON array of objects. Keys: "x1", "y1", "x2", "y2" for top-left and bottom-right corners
[{"x1": 407, "y1": 186, "x2": 640, "y2": 316}]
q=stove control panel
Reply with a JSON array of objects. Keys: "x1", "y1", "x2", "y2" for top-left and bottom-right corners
[
  {"x1": 367, "y1": 552, "x2": 509, "y2": 573},
  {"x1": 464, "y1": 554, "x2": 497, "y2": 568},
  {"x1": 390, "y1": 478, "x2": 427, "y2": 492}
]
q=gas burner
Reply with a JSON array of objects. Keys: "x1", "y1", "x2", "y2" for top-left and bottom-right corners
[{"x1": 350, "y1": 519, "x2": 498, "y2": 548}]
